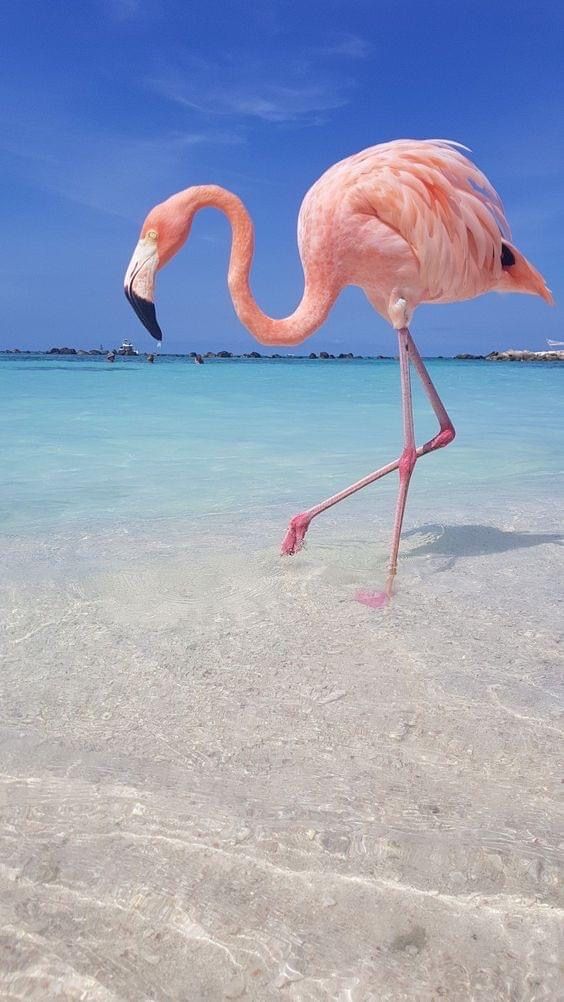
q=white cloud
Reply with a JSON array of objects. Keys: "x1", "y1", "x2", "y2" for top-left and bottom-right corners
[
  {"x1": 150, "y1": 54, "x2": 352, "y2": 124},
  {"x1": 103, "y1": 0, "x2": 141, "y2": 21},
  {"x1": 155, "y1": 78, "x2": 348, "y2": 124},
  {"x1": 317, "y1": 33, "x2": 372, "y2": 59},
  {"x1": 0, "y1": 118, "x2": 243, "y2": 220}
]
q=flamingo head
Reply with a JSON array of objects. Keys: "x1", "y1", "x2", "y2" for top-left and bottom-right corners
[{"x1": 124, "y1": 195, "x2": 194, "y2": 342}]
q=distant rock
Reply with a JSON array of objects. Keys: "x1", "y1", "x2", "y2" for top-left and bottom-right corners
[
  {"x1": 319, "y1": 351, "x2": 330, "y2": 359},
  {"x1": 338, "y1": 352, "x2": 354, "y2": 359},
  {"x1": 204, "y1": 351, "x2": 216, "y2": 357},
  {"x1": 486, "y1": 349, "x2": 564, "y2": 362},
  {"x1": 455, "y1": 353, "x2": 485, "y2": 360},
  {"x1": 216, "y1": 350, "x2": 233, "y2": 358},
  {"x1": 46, "y1": 347, "x2": 104, "y2": 356},
  {"x1": 271, "y1": 353, "x2": 282, "y2": 358},
  {"x1": 309, "y1": 352, "x2": 318, "y2": 359},
  {"x1": 244, "y1": 351, "x2": 262, "y2": 358}
]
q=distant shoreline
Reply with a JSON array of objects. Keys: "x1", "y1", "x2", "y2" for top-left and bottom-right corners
[{"x1": 1, "y1": 348, "x2": 563, "y2": 362}]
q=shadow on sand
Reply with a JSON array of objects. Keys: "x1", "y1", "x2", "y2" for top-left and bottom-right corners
[{"x1": 404, "y1": 523, "x2": 563, "y2": 571}]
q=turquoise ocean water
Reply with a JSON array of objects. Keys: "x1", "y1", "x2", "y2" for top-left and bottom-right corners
[
  {"x1": 1, "y1": 353, "x2": 563, "y2": 537},
  {"x1": 1, "y1": 352, "x2": 563, "y2": 998}
]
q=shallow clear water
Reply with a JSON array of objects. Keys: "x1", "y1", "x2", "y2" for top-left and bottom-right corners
[
  {"x1": 1, "y1": 353, "x2": 563, "y2": 534},
  {"x1": 1, "y1": 353, "x2": 562, "y2": 1000}
]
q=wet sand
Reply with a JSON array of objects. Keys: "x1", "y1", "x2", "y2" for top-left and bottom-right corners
[{"x1": 1, "y1": 505, "x2": 563, "y2": 1000}]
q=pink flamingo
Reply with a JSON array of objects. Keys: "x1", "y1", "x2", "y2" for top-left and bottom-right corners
[{"x1": 124, "y1": 139, "x2": 553, "y2": 605}]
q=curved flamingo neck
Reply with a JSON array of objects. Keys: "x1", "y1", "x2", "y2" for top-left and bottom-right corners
[{"x1": 175, "y1": 185, "x2": 337, "y2": 346}]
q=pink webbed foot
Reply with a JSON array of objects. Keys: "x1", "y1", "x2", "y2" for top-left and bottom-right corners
[
  {"x1": 354, "y1": 589, "x2": 390, "y2": 609},
  {"x1": 355, "y1": 573, "x2": 396, "y2": 608},
  {"x1": 280, "y1": 513, "x2": 312, "y2": 555}
]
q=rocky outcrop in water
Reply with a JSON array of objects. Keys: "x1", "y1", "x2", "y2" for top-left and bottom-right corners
[
  {"x1": 456, "y1": 350, "x2": 564, "y2": 362},
  {"x1": 47, "y1": 347, "x2": 105, "y2": 355},
  {"x1": 489, "y1": 349, "x2": 564, "y2": 361}
]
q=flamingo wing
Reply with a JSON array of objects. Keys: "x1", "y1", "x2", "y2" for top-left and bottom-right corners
[{"x1": 339, "y1": 139, "x2": 514, "y2": 302}]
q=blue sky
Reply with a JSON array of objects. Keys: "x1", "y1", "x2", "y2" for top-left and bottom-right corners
[{"x1": 1, "y1": 0, "x2": 562, "y2": 355}]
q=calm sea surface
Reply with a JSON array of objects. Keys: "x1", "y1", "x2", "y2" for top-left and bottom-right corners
[
  {"x1": 1, "y1": 352, "x2": 562, "y2": 999},
  {"x1": 1, "y1": 353, "x2": 562, "y2": 535}
]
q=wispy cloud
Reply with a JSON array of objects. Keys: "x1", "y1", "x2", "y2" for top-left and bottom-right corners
[
  {"x1": 150, "y1": 53, "x2": 354, "y2": 125},
  {"x1": 0, "y1": 109, "x2": 242, "y2": 219},
  {"x1": 169, "y1": 130, "x2": 243, "y2": 148},
  {"x1": 103, "y1": 0, "x2": 141, "y2": 22},
  {"x1": 102, "y1": 0, "x2": 164, "y2": 25},
  {"x1": 317, "y1": 33, "x2": 372, "y2": 59},
  {"x1": 152, "y1": 76, "x2": 349, "y2": 124}
]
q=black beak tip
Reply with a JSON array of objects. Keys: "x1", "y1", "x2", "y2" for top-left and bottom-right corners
[{"x1": 125, "y1": 286, "x2": 163, "y2": 342}]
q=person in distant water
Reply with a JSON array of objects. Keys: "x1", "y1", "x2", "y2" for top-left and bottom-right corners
[
  {"x1": 146, "y1": 353, "x2": 155, "y2": 363},
  {"x1": 107, "y1": 351, "x2": 116, "y2": 363},
  {"x1": 194, "y1": 354, "x2": 204, "y2": 365}
]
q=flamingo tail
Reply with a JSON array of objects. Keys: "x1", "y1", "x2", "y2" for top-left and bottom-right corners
[{"x1": 497, "y1": 242, "x2": 554, "y2": 305}]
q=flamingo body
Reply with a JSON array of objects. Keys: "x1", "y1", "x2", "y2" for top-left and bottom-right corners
[
  {"x1": 297, "y1": 140, "x2": 552, "y2": 328},
  {"x1": 124, "y1": 139, "x2": 553, "y2": 604}
]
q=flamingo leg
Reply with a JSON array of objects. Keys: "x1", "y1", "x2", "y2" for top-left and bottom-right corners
[
  {"x1": 357, "y1": 327, "x2": 455, "y2": 607},
  {"x1": 374, "y1": 327, "x2": 418, "y2": 604},
  {"x1": 281, "y1": 327, "x2": 455, "y2": 596},
  {"x1": 280, "y1": 456, "x2": 403, "y2": 555},
  {"x1": 404, "y1": 329, "x2": 456, "y2": 456}
]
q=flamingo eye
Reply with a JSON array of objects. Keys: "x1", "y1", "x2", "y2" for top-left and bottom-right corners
[{"x1": 146, "y1": 229, "x2": 158, "y2": 240}]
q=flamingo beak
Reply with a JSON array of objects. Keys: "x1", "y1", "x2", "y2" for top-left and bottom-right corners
[{"x1": 124, "y1": 233, "x2": 163, "y2": 342}]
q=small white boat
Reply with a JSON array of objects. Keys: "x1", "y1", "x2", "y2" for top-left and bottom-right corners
[
  {"x1": 546, "y1": 339, "x2": 564, "y2": 347},
  {"x1": 116, "y1": 339, "x2": 139, "y2": 356}
]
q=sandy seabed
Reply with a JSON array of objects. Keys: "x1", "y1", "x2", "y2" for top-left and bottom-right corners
[{"x1": 1, "y1": 501, "x2": 563, "y2": 1001}]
